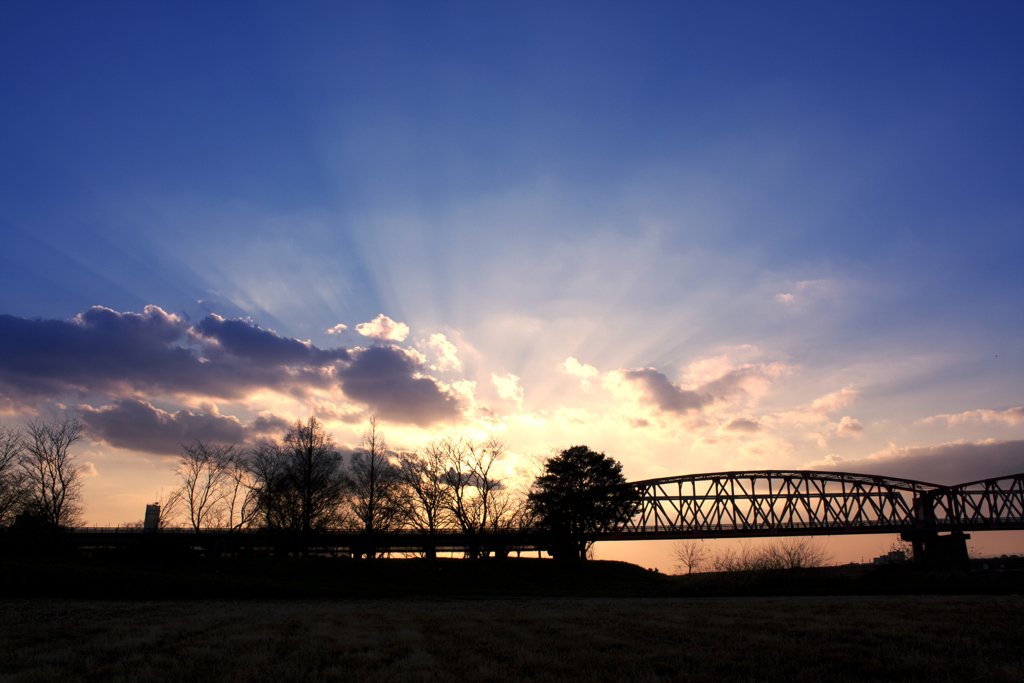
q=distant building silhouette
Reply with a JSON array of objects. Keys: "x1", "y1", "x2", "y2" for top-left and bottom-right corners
[{"x1": 144, "y1": 504, "x2": 160, "y2": 531}]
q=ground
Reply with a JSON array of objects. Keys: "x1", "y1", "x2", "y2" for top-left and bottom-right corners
[{"x1": 1, "y1": 596, "x2": 1022, "y2": 682}]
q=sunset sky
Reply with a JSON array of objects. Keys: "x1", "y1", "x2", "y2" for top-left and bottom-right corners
[{"x1": 1, "y1": 2, "x2": 1022, "y2": 568}]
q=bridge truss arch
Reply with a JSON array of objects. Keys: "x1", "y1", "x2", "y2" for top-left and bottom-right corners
[{"x1": 610, "y1": 470, "x2": 1024, "y2": 540}]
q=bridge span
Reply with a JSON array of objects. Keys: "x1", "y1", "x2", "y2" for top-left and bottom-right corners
[{"x1": 609, "y1": 470, "x2": 1024, "y2": 565}]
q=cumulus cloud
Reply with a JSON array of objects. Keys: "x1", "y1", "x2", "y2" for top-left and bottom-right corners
[
  {"x1": 836, "y1": 416, "x2": 864, "y2": 437},
  {"x1": 196, "y1": 314, "x2": 348, "y2": 366},
  {"x1": 491, "y1": 373, "x2": 524, "y2": 410},
  {"x1": 80, "y1": 461, "x2": 98, "y2": 477},
  {"x1": 0, "y1": 306, "x2": 470, "y2": 429},
  {"x1": 77, "y1": 398, "x2": 291, "y2": 455},
  {"x1": 355, "y1": 314, "x2": 409, "y2": 341},
  {"x1": 805, "y1": 439, "x2": 1024, "y2": 485},
  {"x1": 325, "y1": 324, "x2": 348, "y2": 335},
  {"x1": 919, "y1": 406, "x2": 1024, "y2": 428},
  {"x1": 0, "y1": 306, "x2": 348, "y2": 404},
  {"x1": 425, "y1": 333, "x2": 461, "y2": 371},
  {"x1": 775, "y1": 293, "x2": 794, "y2": 303},
  {"x1": 560, "y1": 357, "x2": 599, "y2": 389},
  {"x1": 337, "y1": 345, "x2": 463, "y2": 426}
]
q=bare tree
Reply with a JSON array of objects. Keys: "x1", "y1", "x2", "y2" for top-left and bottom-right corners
[
  {"x1": 19, "y1": 418, "x2": 86, "y2": 527},
  {"x1": 285, "y1": 416, "x2": 347, "y2": 534},
  {"x1": 349, "y1": 417, "x2": 403, "y2": 538},
  {"x1": 248, "y1": 440, "x2": 298, "y2": 530},
  {"x1": 248, "y1": 417, "x2": 347, "y2": 533},
  {"x1": 436, "y1": 434, "x2": 512, "y2": 557},
  {"x1": 672, "y1": 539, "x2": 710, "y2": 574},
  {"x1": 397, "y1": 444, "x2": 453, "y2": 534},
  {"x1": 166, "y1": 441, "x2": 242, "y2": 531},
  {"x1": 0, "y1": 425, "x2": 28, "y2": 526},
  {"x1": 765, "y1": 537, "x2": 832, "y2": 569},
  {"x1": 222, "y1": 452, "x2": 259, "y2": 530},
  {"x1": 710, "y1": 538, "x2": 832, "y2": 572}
]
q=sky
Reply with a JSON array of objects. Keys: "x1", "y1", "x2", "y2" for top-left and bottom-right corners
[{"x1": 1, "y1": 1, "x2": 1022, "y2": 569}]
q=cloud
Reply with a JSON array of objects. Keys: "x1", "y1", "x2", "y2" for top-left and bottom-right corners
[
  {"x1": 737, "y1": 437, "x2": 795, "y2": 466},
  {"x1": 560, "y1": 357, "x2": 600, "y2": 390},
  {"x1": 562, "y1": 357, "x2": 598, "y2": 379},
  {"x1": 620, "y1": 369, "x2": 706, "y2": 413},
  {"x1": 196, "y1": 314, "x2": 348, "y2": 366},
  {"x1": 249, "y1": 412, "x2": 294, "y2": 434},
  {"x1": 0, "y1": 306, "x2": 472, "y2": 430},
  {"x1": 775, "y1": 293, "x2": 794, "y2": 303},
  {"x1": 0, "y1": 306, "x2": 349, "y2": 404},
  {"x1": 491, "y1": 373, "x2": 524, "y2": 410},
  {"x1": 805, "y1": 439, "x2": 1024, "y2": 485},
  {"x1": 722, "y1": 417, "x2": 761, "y2": 433},
  {"x1": 78, "y1": 398, "x2": 292, "y2": 455},
  {"x1": 309, "y1": 399, "x2": 366, "y2": 425},
  {"x1": 620, "y1": 365, "x2": 772, "y2": 415},
  {"x1": 325, "y1": 324, "x2": 348, "y2": 335},
  {"x1": 425, "y1": 333, "x2": 461, "y2": 371},
  {"x1": 836, "y1": 416, "x2": 864, "y2": 437},
  {"x1": 919, "y1": 406, "x2": 1024, "y2": 428},
  {"x1": 355, "y1": 314, "x2": 409, "y2": 341},
  {"x1": 774, "y1": 388, "x2": 859, "y2": 425},
  {"x1": 337, "y1": 345, "x2": 463, "y2": 426},
  {"x1": 80, "y1": 461, "x2": 98, "y2": 477}
]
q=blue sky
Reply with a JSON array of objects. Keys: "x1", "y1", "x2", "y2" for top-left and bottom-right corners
[{"x1": 1, "y1": 2, "x2": 1022, "y2": 564}]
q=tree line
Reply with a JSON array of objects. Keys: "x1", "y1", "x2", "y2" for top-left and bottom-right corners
[
  {"x1": 160, "y1": 417, "x2": 534, "y2": 544},
  {"x1": 0, "y1": 416, "x2": 639, "y2": 559}
]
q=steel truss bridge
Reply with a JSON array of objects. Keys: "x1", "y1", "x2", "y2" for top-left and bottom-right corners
[
  {"x1": 9, "y1": 470, "x2": 1024, "y2": 562},
  {"x1": 611, "y1": 470, "x2": 1024, "y2": 565},
  {"x1": 615, "y1": 469, "x2": 1024, "y2": 539}
]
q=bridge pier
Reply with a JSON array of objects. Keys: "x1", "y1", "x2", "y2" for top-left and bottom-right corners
[{"x1": 900, "y1": 531, "x2": 971, "y2": 570}]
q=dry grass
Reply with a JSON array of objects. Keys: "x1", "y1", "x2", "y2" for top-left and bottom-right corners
[{"x1": 1, "y1": 596, "x2": 1022, "y2": 682}]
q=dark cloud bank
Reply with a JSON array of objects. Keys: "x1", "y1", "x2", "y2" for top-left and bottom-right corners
[
  {"x1": 825, "y1": 440, "x2": 1024, "y2": 486},
  {"x1": 78, "y1": 399, "x2": 292, "y2": 456},
  {"x1": 0, "y1": 307, "x2": 464, "y2": 443}
]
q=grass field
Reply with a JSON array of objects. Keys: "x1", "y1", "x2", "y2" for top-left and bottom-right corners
[{"x1": 2, "y1": 595, "x2": 1022, "y2": 682}]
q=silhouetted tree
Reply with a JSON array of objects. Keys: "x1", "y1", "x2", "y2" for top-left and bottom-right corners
[
  {"x1": 397, "y1": 443, "x2": 454, "y2": 535},
  {"x1": 710, "y1": 538, "x2": 831, "y2": 572},
  {"x1": 441, "y1": 435, "x2": 511, "y2": 557},
  {"x1": 248, "y1": 440, "x2": 298, "y2": 530},
  {"x1": 19, "y1": 418, "x2": 86, "y2": 527},
  {"x1": 0, "y1": 425, "x2": 28, "y2": 526},
  {"x1": 528, "y1": 445, "x2": 639, "y2": 559},
  {"x1": 672, "y1": 539, "x2": 709, "y2": 574},
  {"x1": 166, "y1": 441, "x2": 246, "y2": 531},
  {"x1": 349, "y1": 418, "x2": 403, "y2": 555},
  {"x1": 249, "y1": 417, "x2": 347, "y2": 534},
  {"x1": 222, "y1": 450, "x2": 259, "y2": 530}
]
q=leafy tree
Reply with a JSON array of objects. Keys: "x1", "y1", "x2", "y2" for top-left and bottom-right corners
[{"x1": 528, "y1": 445, "x2": 639, "y2": 559}]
